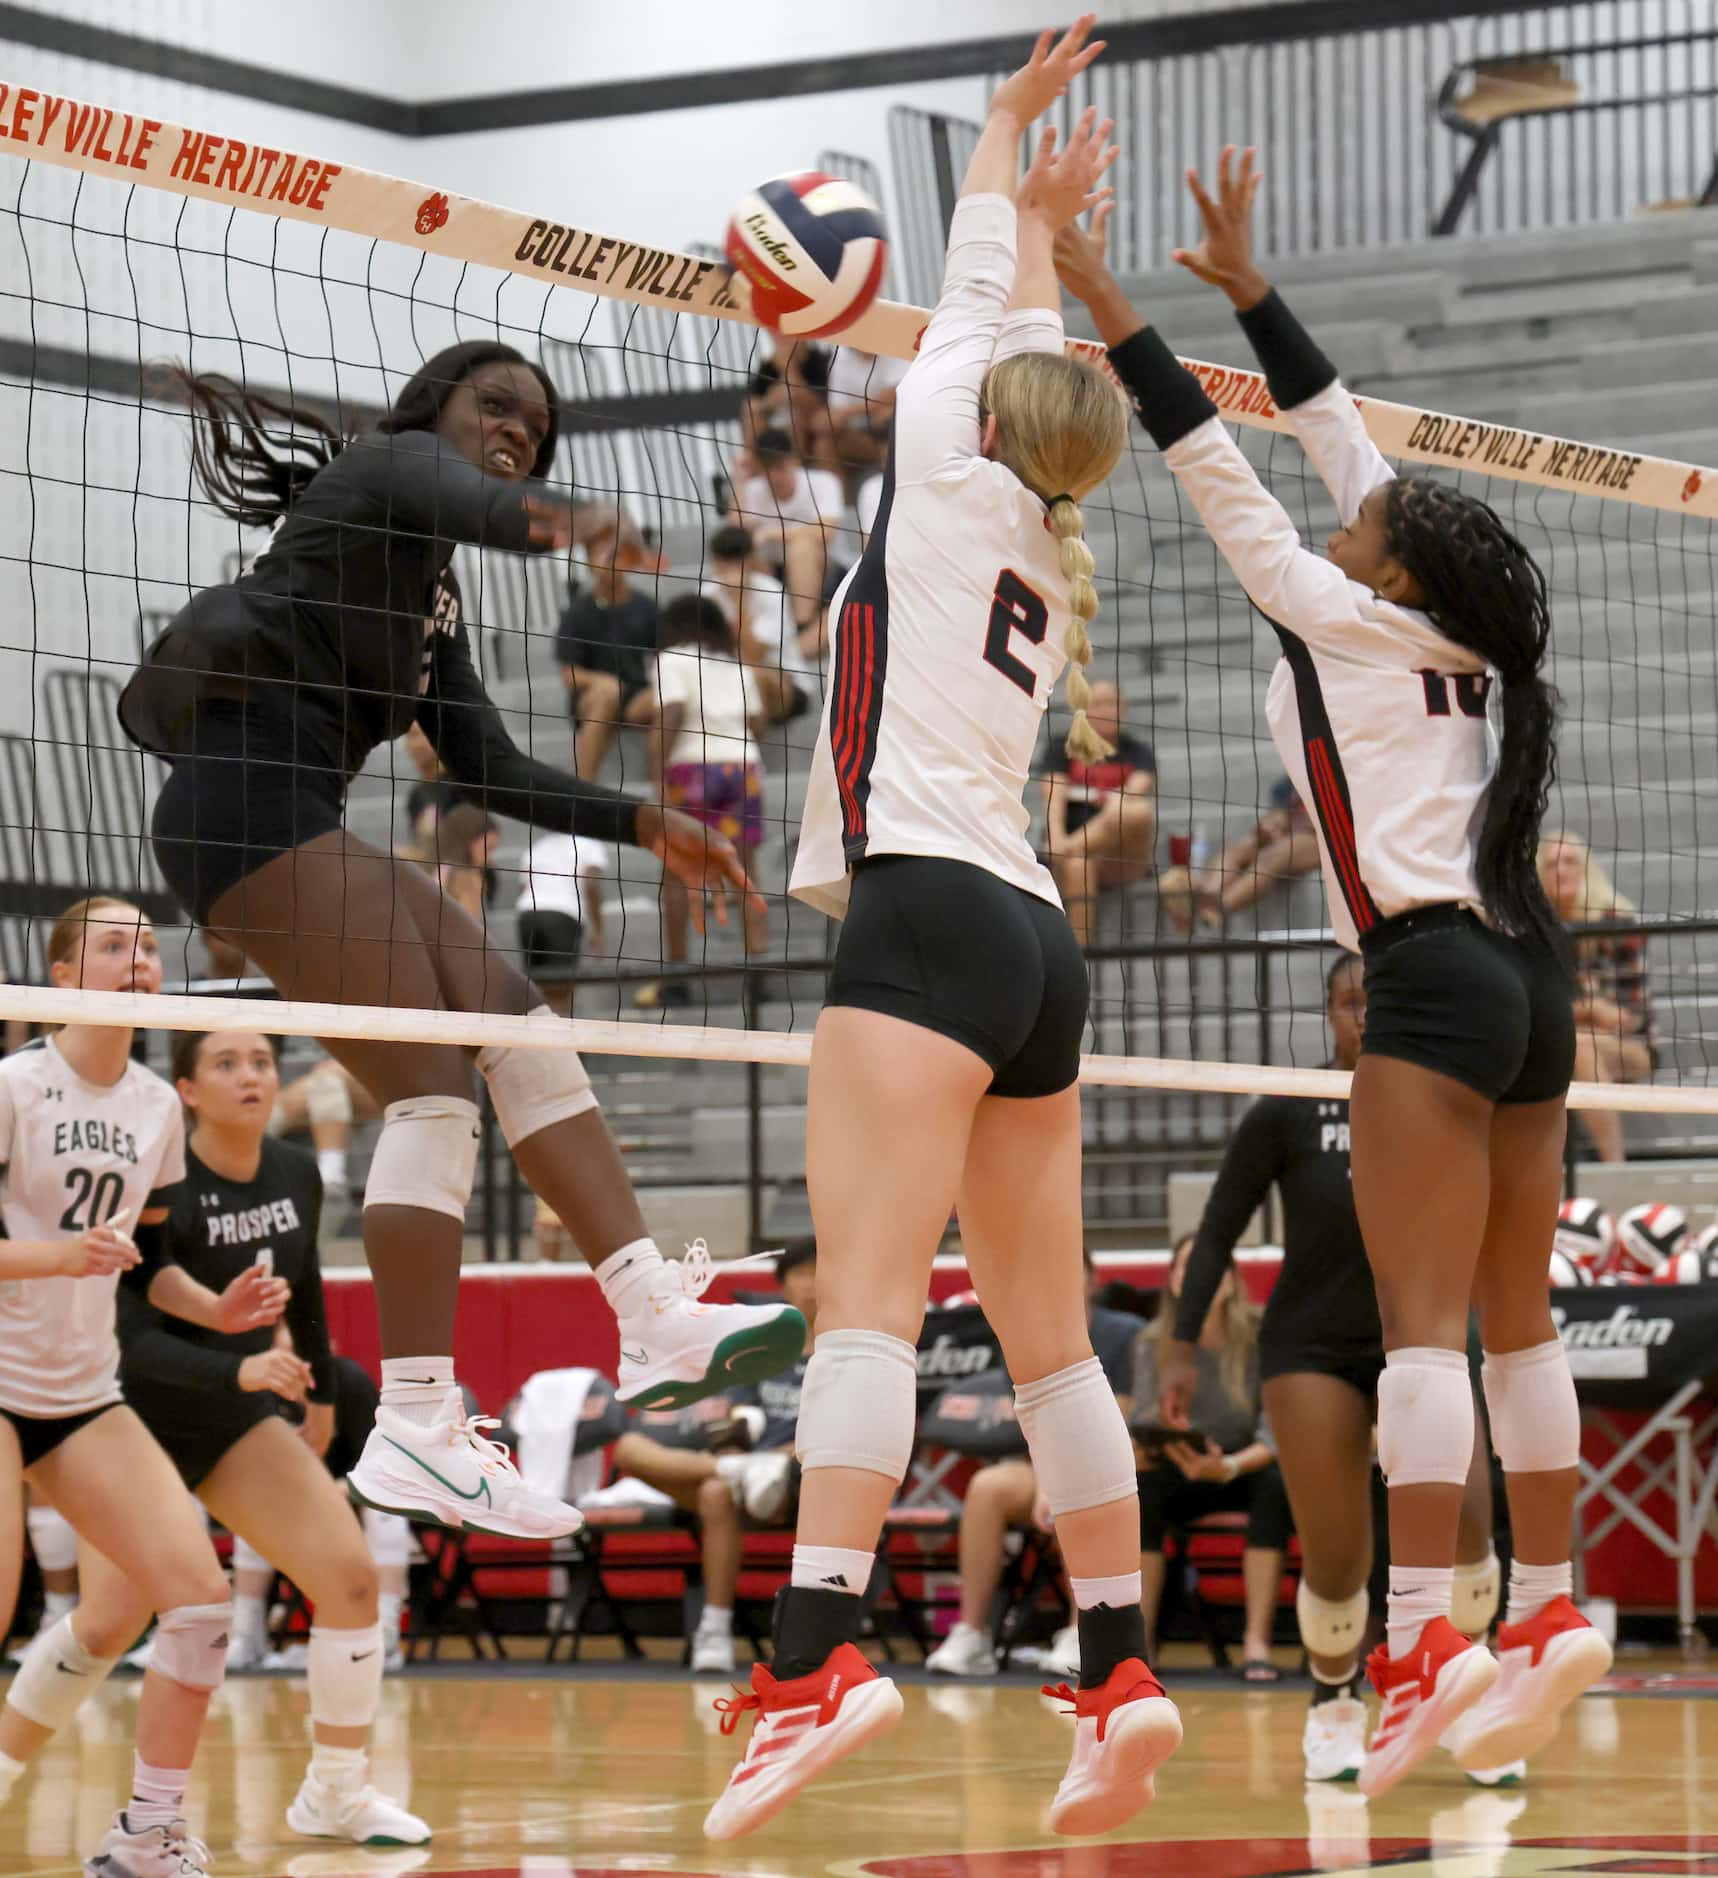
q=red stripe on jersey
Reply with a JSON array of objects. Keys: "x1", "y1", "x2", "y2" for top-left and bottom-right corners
[
  {"x1": 848, "y1": 604, "x2": 878, "y2": 810},
  {"x1": 832, "y1": 602, "x2": 863, "y2": 831},
  {"x1": 1308, "y1": 739, "x2": 1376, "y2": 934}
]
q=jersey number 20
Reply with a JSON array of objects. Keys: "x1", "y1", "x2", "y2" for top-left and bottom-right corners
[
  {"x1": 983, "y1": 570, "x2": 1049, "y2": 697},
  {"x1": 59, "y1": 1166, "x2": 125, "y2": 1233}
]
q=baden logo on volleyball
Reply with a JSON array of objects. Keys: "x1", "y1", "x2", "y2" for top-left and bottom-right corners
[
  {"x1": 415, "y1": 191, "x2": 449, "y2": 236},
  {"x1": 724, "y1": 169, "x2": 887, "y2": 337}
]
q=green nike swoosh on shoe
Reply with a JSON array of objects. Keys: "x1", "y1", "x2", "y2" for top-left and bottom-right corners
[{"x1": 380, "y1": 1436, "x2": 493, "y2": 1505}]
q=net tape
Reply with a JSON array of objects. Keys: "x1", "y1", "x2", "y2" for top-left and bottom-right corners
[{"x1": 0, "y1": 79, "x2": 1713, "y2": 1110}]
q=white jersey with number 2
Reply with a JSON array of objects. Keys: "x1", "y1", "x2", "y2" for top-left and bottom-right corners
[
  {"x1": 791, "y1": 192, "x2": 1078, "y2": 920},
  {"x1": 0, "y1": 1037, "x2": 185, "y2": 1416}
]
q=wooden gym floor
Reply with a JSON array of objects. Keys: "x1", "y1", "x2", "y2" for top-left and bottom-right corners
[{"x1": 0, "y1": 1651, "x2": 1712, "y2": 1877}]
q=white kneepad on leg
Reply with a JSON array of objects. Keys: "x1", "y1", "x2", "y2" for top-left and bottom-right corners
[
  {"x1": 1482, "y1": 1339, "x2": 1580, "y2": 1474},
  {"x1": 25, "y1": 1503, "x2": 78, "y2": 1574},
  {"x1": 362, "y1": 1508, "x2": 413, "y2": 1571},
  {"x1": 1452, "y1": 1551, "x2": 1501, "y2": 1637},
  {"x1": 477, "y1": 1012, "x2": 596, "y2": 1147},
  {"x1": 307, "y1": 1624, "x2": 384, "y2": 1729},
  {"x1": 150, "y1": 1601, "x2": 231, "y2": 1692},
  {"x1": 1295, "y1": 1582, "x2": 1369, "y2": 1660},
  {"x1": 305, "y1": 1063, "x2": 355, "y2": 1127},
  {"x1": 1015, "y1": 1357, "x2": 1135, "y2": 1519},
  {"x1": 1376, "y1": 1348, "x2": 1474, "y2": 1487},
  {"x1": 795, "y1": 1329, "x2": 917, "y2": 1480},
  {"x1": 6, "y1": 1614, "x2": 119, "y2": 1730},
  {"x1": 364, "y1": 1096, "x2": 481, "y2": 1220}
]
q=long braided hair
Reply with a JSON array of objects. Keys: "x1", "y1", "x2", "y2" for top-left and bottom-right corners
[
  {"x1": 163, "y1": 341, "x2": 561, "y2": 529},
  {"x1": 1382, "y1": 477, "x2": 1569, "y2": 968}
]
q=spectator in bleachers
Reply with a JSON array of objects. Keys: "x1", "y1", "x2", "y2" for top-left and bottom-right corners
[
  {"x1": 639, "y1": 596, "x2": 769, "y2": 1007},
  {"x1": 1540, "y1": 831, "x2": 1658, "y2": 1164},
  {"x1": 272, "y1": 1056, "x2": 376, "y2": 1219},
  {"x1": 729, "y1": 428, "x2": 845, "y2": 658},
  {"x1": 925, "y1": 1252, "x2": 1143, "y2": 1678},
  {"x1": 1040, "y1": 681, "x2": 1157, "y2": 946},
  {"x1": 429, "y1": 802, "x2": 500, "y2": 920},
  {"x1": 554, "y1": 518, "x2": 661, "y2": 781},
  {"x1": 826, "y1": 348, "x2": 907, "y2": 488},
  {"x1": 1158, "y1": 775, "x2": 1322, "y2": 936},
  {"x1": 703, "y1": 524, "x2": 819, "y2": 724},
  {"x1": 739, "y1": 341, "x2": 837, "y2": 477},
  {"x1": 516, "y1": 830, "x2": 608, "y2": 1018},
  {"x1": 396, "y1": 721, "x2": 460, "y2": 860},
  {"x1": 1131, "y1": 1234, "x2": 1289, "y2": 1681},
  {"x1": 598, "y1": 1243, "x2": 818, "y2": 1676}
]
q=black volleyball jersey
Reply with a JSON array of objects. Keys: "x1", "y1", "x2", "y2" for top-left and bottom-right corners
[
  {"x1": 118, "y1": 1138, "x2": 335, "y2": 1406},
  {"x1": 118, "y1": 428, "x2": 639, "y2": 847},
  {"x1": 1175, "y1": 1093, "x2": 1379, "y2": 1354}
]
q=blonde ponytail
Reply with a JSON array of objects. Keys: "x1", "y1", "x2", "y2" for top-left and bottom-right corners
[{"x1": 1049, "y1": 496, "x2": 1111, "y2": 760}]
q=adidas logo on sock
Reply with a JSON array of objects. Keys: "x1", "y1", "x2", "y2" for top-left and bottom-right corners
[{"x1": 820, "y1": 1573, "x2": 849, "y2": 1589}]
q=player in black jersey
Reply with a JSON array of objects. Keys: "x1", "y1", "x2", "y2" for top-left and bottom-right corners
[
  {"x1": 119, "y1": 342, "x2": 804, "y2": 1542},
  {"x1": 28, "y1": 1029, "x2": 427, "y2": 1848}
]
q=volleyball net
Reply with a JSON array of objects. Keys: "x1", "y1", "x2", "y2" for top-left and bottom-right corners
[{"x1": 0, "y1": 81, "x2": 1715, "y2": 1125}]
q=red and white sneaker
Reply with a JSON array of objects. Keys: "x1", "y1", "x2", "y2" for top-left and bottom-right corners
[
  {"x1": 703, "y1": 1642, "x2": 903, "y2": 1842},
  {"x1": 1356, "y1": 1618, "x2": 1498, "y2": 1800},
  {"x1": 1446, "y1": 1596, "x2": 1612, "y2": 1772},
  {"x1": 1044, "y1": 1660, "x2": 1183, "y2": 1836}
]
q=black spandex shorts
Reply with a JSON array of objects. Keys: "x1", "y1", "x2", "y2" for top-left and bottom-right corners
[
  {"x1": 126, "y1": 1393, "x2": 281, "y2": 1491},
  {"x1": 1257, "y1": 1340, "x2": 1385, "y2": 1402},
  {"x1": 151, "y1": 701, "x2": 346, "y2": 927},
  {"x1": 518, "y1": 909, "x2": 584, "y2": 982},
  {"x1": 1359, "y1": 905, "x2": 1575, "y2": 1104},
  {"x1": 827, "y1": 855, "x2": 1088, "y2": 1098},
  {"x1": 0, "y1": 1401, "x2": 121, "y2": 1469}
]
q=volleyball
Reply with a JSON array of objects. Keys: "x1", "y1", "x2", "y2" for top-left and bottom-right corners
[
  {"x1": 1548, "y1": 1247, "x2": 1593, "y2": 1288},
  {"x1": 1609, "y1": 1201, "x2": 1689, "y2": 1278},
  {"x1": 724, "y1": 171, "x2": 888, "y2": 337},
  {"x1": 1552, "y1": 1196, "x2": 1616, "y2": 1277},
  {"x1": 1653, "y1": 1247, "x2": 1718, "y2": 1285},
  {"x1": 1693, "y1": 1222, "x2": 1718, "y2": 1258}
]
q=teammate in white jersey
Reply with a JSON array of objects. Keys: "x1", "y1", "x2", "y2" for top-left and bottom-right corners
[
  {"x1": 1057, "y1": 148, "x2": 1608, "y2": 1797},
  {"x1": 0, "y1": 896, "x2": 279, "y2": 1878},
  {"x1": 707, "y1": 23, "x2": 1181, "y2": 1845}
]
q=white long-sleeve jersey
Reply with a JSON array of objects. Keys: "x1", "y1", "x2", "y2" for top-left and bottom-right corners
[{"x1": 790, "y1": 193, "x2": 1075, "y2": 920}]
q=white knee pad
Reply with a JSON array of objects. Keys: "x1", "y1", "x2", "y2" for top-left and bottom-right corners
[
  {"x1": 1015, "y1": 1356, "x2": 1136, "y2": 1519},
  {"x1": 1295, "y1": 1582, "x2": 1369, "y2": 1660},
  {"x1": 231, "y1": 1534, "x2": 273, "y2": 1580},
  {"x1": 364, "y1": 1095, "x2": 481, "y2": 1221},
  {"x1": 26, "y1": 1503, "x2": 78, "y2": 1573},
  {"x1": 1452, "y1": 1550, "x2": 1501, "y2": 1638},
  {"x1": 307, "y1": 1623, "x2": 384, "y2": 1729},
  {"x1": 1376, "y1": 1348, "x2": 1474, "y2": 1487},
  {"x1": 476, "y1": 1011, "x2": 595, "y2": 1147},
  {"x1": 150, "y1": 1600, "x2": 231, "y2": 1692},
  {"x1": 363, "y1": 1508, "x2": 413, "y2": 1571},
  {"x1": 5, "y1": 1614, "x2": 119, "y2": 1731},
  {"x1": 306, "y1": 1063, "x2": 355, "y2": 1127},
  {"x1": 795, "y1": 1329, "x2": 917, "y2": 1480},
  {"x1": 1482, "y1": 1339, "x2": 1580, "y2": 1474}
]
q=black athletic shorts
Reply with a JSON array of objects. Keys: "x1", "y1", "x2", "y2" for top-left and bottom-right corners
[
  {"x1": 0, "y1": 1401, "x2": 121, "y2": 1469},
  {"x1": 827, "y1": 855, "x2": 1088, "y2": 1098},
  {"x1": 518, "y1": 909, "x2": 584, "y2": 982},
  {"x1": 1257, "y1": 1340, "x2": 1385, "y2": 1402},
  {"x1": 127, "y1": 1392, "x2": 282, "y2": 1491},
  {"x1": 1359, "y1": 904, "x2": 1575, "y2": 1104},
  {"x1": 151, "y1": 701, "x2": 346, "y2": 927}
]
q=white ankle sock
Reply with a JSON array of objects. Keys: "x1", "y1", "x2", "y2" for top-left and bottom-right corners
[
  {"x1": 380, "y1": 1358, "x2": 456, "y2": 1427},
  {"x1": 1387, "y1": 1566, "x2": 1455, "y2": 1659},
  {"x1": 790, "y1": 1544, "x2": 872, "y2": 1596},
  {"x1": 231, "y1": 1592, "x2": 268, "y2": 1651},
  {"x1": 129, "y1": 1756, "x2": 187, "y2": 1830},
  {"x1": 309, "y1": 1741, "x2": 367, "y2": 1793},
  {"x1": 594, "y1": 1238, "x2": 664, "y2": 1319},
  {"x1": 0, "y1": 1750, "x2": 25, "y2": 1803},
  {"x1": 315, "y1": 1147, "x2": 349, "y2": 1192},
  {"x1": 41, "y1": 1590, "x2": 76, "y2": 1626},
  {"x1": 1072, "y1": 1572, "x2": 1142, "y2": 1610},
  {"x1": 1506, "y1": 1558, "x2": 1572, "y2": 1626},
  {"x1": 698, "y1": 1605, "x2": 733, "y2": 1634}
]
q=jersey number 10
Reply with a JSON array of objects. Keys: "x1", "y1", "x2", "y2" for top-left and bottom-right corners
[
  {"x1": 1417, "y1": 670, "x2": 1492, "y2": 718},
  {"x1": 983, "y1": 570, "x2": 1050, "y2": 698}
]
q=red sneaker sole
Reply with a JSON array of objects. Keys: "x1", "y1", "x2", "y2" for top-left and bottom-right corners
[
  {"x1": 703, "y1": 1678, "x2": 904, "y2": 1843},
  {"x1": 1357, "y1": 1647, "x2": 1499, "y2": 1800},
  {"x1": 1049, "y1": 1697, "x2": 1184, "y2": 1837},
  {"x1": 1451, "y1": 1628, "x2": 1613, "y2": 1770}
]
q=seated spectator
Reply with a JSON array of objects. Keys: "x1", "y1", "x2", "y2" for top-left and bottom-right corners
[
  {"x1": 1041, "y1": 681, "x2": 1157, "y2": 946},
  {"x1": 729, "y1": 428, "x2": 845, "y2": 656},
  {"x1": 925, "y1": 1252, "x2": 1143, "y2": 1678},
  {"x1": 1134, "y1": 1235, "x2": 1290, "y2": 1681},
  {"x1": 516, "y1": 830, "x2": 609, "y2": 1017},
  {"x1": 639, "y1": 596, "x2": 768, "y2": 1008},
  {"x1": 554, "y1": 519, "x2": 660, "y2": 780},
  {"x1": 425, "y1": 801, "x2": 500, "y2": 921},
  {"x1": 1159, "y1": 776, "x2": 1321, "y2": 936},
  {"x1": 1540, "y1": 831, "x2": 1657, "y2": 1164},
  {"x1": 396, "y1": 720, "x2": 460, "y2": 860},
  {"x1": 271, "y1": 1055, "x2": 377, "y2": 1217},
  {"x1": 825, "y1": 346, "x2": 907, "y2": 487},
  {"x1": 599, "y1": 1243, "x2": 818, "y2": 1675},
  {"x1": 739, "y1": 340, "x2": 836, "y2": 477},
  {"x1": 703, "y1": 523, "x2": 819, "y2": 724}
]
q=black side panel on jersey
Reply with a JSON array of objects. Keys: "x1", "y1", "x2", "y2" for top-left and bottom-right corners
[
  {"x1": 833, "y1": 437, "x2": 895, "y2": 864},
  {"x1": 1271, "y1": 624, "x2": 1382, "y2": 938}
]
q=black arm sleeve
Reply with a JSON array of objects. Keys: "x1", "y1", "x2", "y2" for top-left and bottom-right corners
[
  {"x1": 339, "y1": 430, "x2": 536, "y2": 552},
  {"x1": 1173, "y1": 1099, "x2": 1289, "y2": 1342},
  {"x1": 417, "y1": 628, "x2": 643, "y2": 847},
  {"x1": 118, "y1": 1209, "x2": 174, "y2": 1297},
  {"x1": 288, "y1": 1179, "x2": 337, "y2": 1406},
  {"x1": 116, "y1": 1287, "x2": 247, "y2": 1397},
  {"x1": 1235, "y1": 290, "x2": 1340, "y2": 412},
  {"x1": 1107, "y1": 325, "x2": 1220, "y2": 453}
]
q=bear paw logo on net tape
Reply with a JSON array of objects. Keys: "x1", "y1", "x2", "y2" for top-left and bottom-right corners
[
  {"x1": 415, "y1": 192, "x2": 450, "y2": 236},
  {"x1": 1683, "y1": 469, "x2": 1703, "y2": 504}
]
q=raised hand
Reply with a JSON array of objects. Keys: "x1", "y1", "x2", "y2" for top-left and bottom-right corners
[
  {"x1": 1052, "y1": 197, "x2": 1117, "y2": 306},
  {"x1": 1018, "y1": 107, "x2": 1120, "y2": 232},
  {"x1": 990, "y1": 15, "x2": 1107, "y2": 126},
  {"x1": 1173, "y1": 144, "x2": 1270, "y2": 309}
]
